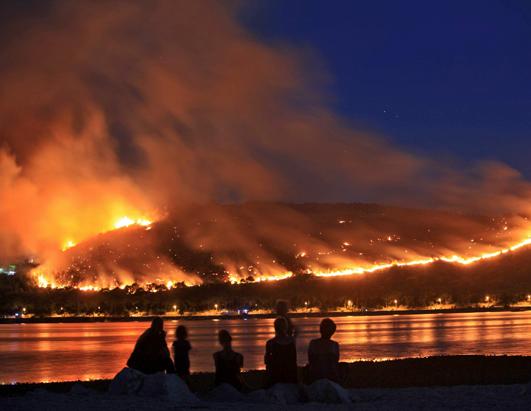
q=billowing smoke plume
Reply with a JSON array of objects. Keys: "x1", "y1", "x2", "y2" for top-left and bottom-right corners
[{"x1": 1, "y1": 1, "x2": 530, "y2": 285}]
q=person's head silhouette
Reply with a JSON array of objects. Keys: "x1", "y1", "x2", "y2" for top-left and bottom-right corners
[
  {"x1": 151, "y1": 316, "x2": 164, "y2": 333},
  {"x1": 275, "y1": 300, "x2": 289, "y2": 316},
  {"x1": 274, "y1": 316, "x2": 288, "y2": 337},
  {"x1": 320, "y1": 318, "x2": 336, "y2": 339},
  {"x1": 218, "y1": 329, "x2": 232, "y2": 349},
  {"x1": 176, "y1": 325, "x2": 188, "y2": 340}
]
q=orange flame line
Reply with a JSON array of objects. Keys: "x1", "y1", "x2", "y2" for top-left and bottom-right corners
[{"x1": 313, "y1": 237, "x2": 531, "y2": 278}]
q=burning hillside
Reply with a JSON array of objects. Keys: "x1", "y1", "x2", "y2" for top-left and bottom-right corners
[
  {"x1": 29, "y1": 203, "x2": 531, "y2": 290},
  {"x1": 3, "y1": 0, "x2": 531, "y2": 293}
]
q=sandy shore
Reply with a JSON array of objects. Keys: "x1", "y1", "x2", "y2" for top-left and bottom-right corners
[{"x1": 1, "y1": 383, "x2": 531, "y2": 410}]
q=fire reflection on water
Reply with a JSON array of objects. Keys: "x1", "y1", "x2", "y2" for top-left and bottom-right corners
[{"x1": 1, "y1": 311, "x2": 531, "y2": 384}]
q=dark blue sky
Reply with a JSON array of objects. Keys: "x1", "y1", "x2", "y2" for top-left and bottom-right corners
[{"x1": 245, "y1": 0, "x2": 531, "y2": 175}]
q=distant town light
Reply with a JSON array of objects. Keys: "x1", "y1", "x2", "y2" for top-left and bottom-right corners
[
  {"x1": 485, "y1": 295, "x2": 490, "y2": 302},
  {"x1": 437, "y1": 298, "x2": 442, "y2": 304},
  {"x1": 347, "y1": 300, "x2": 353, "y2": 308},
  {"x1": 214, "y1": 304, "x2": 219, "y2": 310},
  {"x1": 172, "y1": 304, "x2": 177, "y2": 311}
]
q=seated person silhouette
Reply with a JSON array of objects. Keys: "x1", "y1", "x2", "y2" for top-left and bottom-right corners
[
  {"x1": 307, "y1": 318, "x2": 340, "y2": 383},
  {"x1": 265, "y1": 317, "x2": 298, "y2": 385},
  {"x1": 127, "y1": 317, "x2": 175, "y2": 374},
  {"x1": 213, "y1": 329, "x2": 244, "y2": 390},
  {"x1": 173, "y1": 325, "x2": 191, "y2": 382}
]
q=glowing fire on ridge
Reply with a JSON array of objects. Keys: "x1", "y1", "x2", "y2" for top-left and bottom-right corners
[
  {"x1": 59, "y1": 215, "x2": 153, "y2": 253},
  {"x1": 312, "y1": 235, "x2": 531, "y2": 278},
  {"x1": 114, "y1": 216, "x2": 153, "y2": 229},
  {"x1": 61, "y1": 240, "x2": 76, "y2": 251},
  {"x1": 36, "y1": 233, "x2": 531, "y2": 290},
  {"x1": 35, "y1": 213, "x2": 531, "y2": 290}
]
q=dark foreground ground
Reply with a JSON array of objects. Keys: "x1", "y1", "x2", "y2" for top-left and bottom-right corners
[{"x1": 2, "y1": 355, "x2": 531, "y2": 397}]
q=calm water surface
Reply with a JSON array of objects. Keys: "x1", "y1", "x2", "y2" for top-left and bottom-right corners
[{"x1": 1, "y1": 311, "x2": 531, "y2": 383}]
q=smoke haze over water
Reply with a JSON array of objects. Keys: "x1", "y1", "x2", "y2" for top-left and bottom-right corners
[{"x1": 1, "y1": 1, "x2": 531, "y2": 283}]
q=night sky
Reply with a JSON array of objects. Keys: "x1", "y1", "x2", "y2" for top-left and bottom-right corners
[{"x1": 245, "y1": 0, "x2": 531, "y2": 176}]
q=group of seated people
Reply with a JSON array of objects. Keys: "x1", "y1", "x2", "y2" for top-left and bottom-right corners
[{"x1": 126, "y1": 304, "x2": 340, "y2": 390}]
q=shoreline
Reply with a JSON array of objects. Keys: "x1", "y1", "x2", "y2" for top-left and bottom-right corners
[
  {"x1": 2, "y1": 305, "x2": 531, "y2": 324},
  {"x1": 2, "y1": 355, "x2": 531, "y2": 397}
]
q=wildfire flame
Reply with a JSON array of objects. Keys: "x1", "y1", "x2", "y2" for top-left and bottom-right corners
[
  {"x1": 33, "y1": 211, "x2": 531, "y2": 290},
  {"x1": 312, "y1": 236, "x2": 531, "y2": 278},
  {"x1": 61, "y1": 240, "x2": 76, "y2": 251},
  {"x1": 229, "y1": 232, "x2": 531, "y2": 283},
  {"x1": 114, "y1": 217, "x2": 153, "y2": 230},
  {"x1": 58, "y1": 216, "x2": 153, "y2": 253}
]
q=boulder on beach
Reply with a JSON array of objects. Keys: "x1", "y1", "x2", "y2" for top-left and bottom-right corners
[
  {"x1": 108, "y1": 367, "x2": 199, "y2": 404},
  {"x1": 108, "y1": 367, "x2": 144, "y2": 395},
  {"x1": 266, "y1": 383, "x2": 301, "y2": 404},
  {"x1": 202, "y1": 383, "x2": 246, "y2": 402},
  {"x1": 302, "y1": 378, "x2": 353, "y2": 404}
]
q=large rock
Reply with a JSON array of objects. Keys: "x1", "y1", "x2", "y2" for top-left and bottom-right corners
[
  {"x1": 108, "y1": 367, "x2": 199, "y2": 405},
  {"x1": 108, "y1": 367, "x2": 145, "y2": 395},
  {"x1": 202, "y1": 383, "x2": 246, "y2": 402},
  {"x1": 303, "y1": 379, "x2": 353, "y2": 404},
  {"x1": 266, "y1": 383, "x2": 301, "y2": 404}
]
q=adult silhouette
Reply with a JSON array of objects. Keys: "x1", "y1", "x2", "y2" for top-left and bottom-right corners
[
  {"x1": 307, "y1": 318, "x2": 340, "y2": 382},
  {"x1": 213, "y1": 329, "x2": 244, "y2": 390},
  {"x1": 127, "y1": 317, "x2": 175, "y2": 374},
  {"x1": 173, "y1": 325, "x2": 191, "y2": 382},
  {"x1": 264, "y1": 317, "x2": 298, "y2": 385}
]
